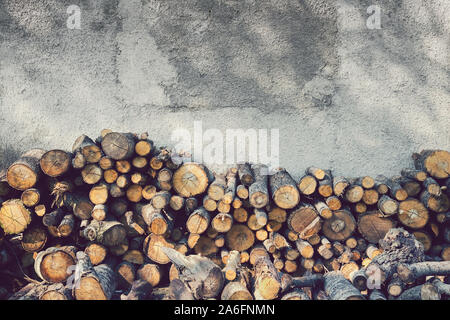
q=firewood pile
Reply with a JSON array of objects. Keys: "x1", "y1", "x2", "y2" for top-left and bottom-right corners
[{"x1": 0, "y1": 130, "x2": 449, "y2": 300}]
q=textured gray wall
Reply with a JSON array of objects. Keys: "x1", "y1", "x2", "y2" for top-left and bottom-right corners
[{"x1": 0, "y1": 0, "x2": 449, "y2": 179}]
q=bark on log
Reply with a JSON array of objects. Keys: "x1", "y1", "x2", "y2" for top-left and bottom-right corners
[
  {"x1": 237, "y1": 163, "x2": 254, "y2": 187},
  {"x1": 249, "y1": 164, "x2": 269, "y2": 209},
  {"x1": 82, "y1": 220, "x2": 127, "y2": 247},
  {"x1": 324, "y1": 271, "x2": 364, "y2": 300},
  {"x1": 121, "y1": 279, "x2": 151, "y2": 300},
  {"x1": 397, "y1": 261, "x2": 450, "y2": 284},
  {"x1": 253, "y1": 255, "x2": 282, "y2": 300},
  {"x1": 269, "y1": 169, "x2": 300, "y2": 209},
  {"x1": 413, "y1": 150, "x2": 450, "y2": 179},
  {"x1": 7, "y1": 149, "x2": 46, "y2": 191}
]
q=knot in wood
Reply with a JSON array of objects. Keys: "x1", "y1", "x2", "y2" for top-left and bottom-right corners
[{"x1": 331, "y1": 219, "x2": 345, "y2": 233}]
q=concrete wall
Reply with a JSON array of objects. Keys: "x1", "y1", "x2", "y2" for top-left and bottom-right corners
[{"x1": 0, "y1": 0, "x2": 448, "y2": 179}]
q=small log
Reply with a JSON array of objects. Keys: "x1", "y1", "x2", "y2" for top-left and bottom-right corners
[
  {"x1": 135, "y1": 139, "x2": 153, "y2": 157},
  {"x1": 81, "y1": 164, "x2": 103, "y2": 185},
  {"x1": 236, "y1": 185, "x2": 249, "y2": 199},
  {"x1": 324, "y1": 271, "x2": 364, "y2": 300},
  {"x1": 58, "y1": 214, "x2": 75, "y2": 237},
  {"x1": 89, "y1": 183, "x2": 109, "y2": 205},
  {"x1": 318, "y1": 170, "x2": 333, "y2": 197},
  {"x1": 401, "y1": 168, "x2": 427, "y2": 182},
  {"x1": 21, "y1": 227, "x2": 47, "y2": 252},
  {"x1": 314, "y1": 201, "x2": 332, "y2": 219},
  {"x1": 296, "y1": 240, "x2": 314, "y2": 259},
  {"x1": 223, "y1": 250, "x2": 241, "y2": 281},
  {"x1": 143, "y1": 233, "x2": 175, "y2": 264},
  {"x1": 237, "y1": 163, "x2": 254, "y2": 186},
  {"x1": 186, "y1": 207, "x2": 210, "y2": 234},
  {"x1": 423, "y1": 177, "x2": 442, "y2": 196},
  {"x1": 203, "y1": 195, "x2": 217, "y2": 212},
  {"x1": 420, "y1": 191, "x2": 449, "y2": 213},
  {"x1": 72, "y1": 151, "x2": 86, "y2": 169},
  {"x1": 378, "y1": 195, "x2": 398, "y2": 216},
  {"x1": 169, "y1": 279, "x2": 194, "y2": 300},
  {"x1": 332, "y1": 176, "x2": 349, "y2": 197},
  {"x1": 99, "y1": 156, "x2": 114, "y2": 170},
  {"x1": 306, "y1": 167, "x2": 325, "y2": 180},
  {"x1": 7, "y1": 149, "x2": 46, "y2": 190},
  {"x1": 223, "y1": 168, "x2": 237, "y2": 204},
  {"x1": 326, "y1": 196, "x2": 342, "y2": 210},
  {"x1": 249, "y1": 164, "x2": 269, "y2": 208},
  {"x1": 387, "y1": 274, "x2": 404, "y2": 297},
  {"x1": 233, "y1": 207, "x2": 248, "y2": 223},
  {"x1": 344, "y1": 185, "x2": 364, "y2": 203},
  {"x1": 211, "y1": 212, "x2": 233, "y2": 233},
  {"x1": 72, "y1": 135, "x2": 102, "y2": 164},
  {"x1": 194, "y1": 236, "x2": 219, "y2": 256}
]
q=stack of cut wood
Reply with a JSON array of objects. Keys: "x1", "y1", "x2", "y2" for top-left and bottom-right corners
[{"x1": 0, "y1": 131, "x2": 449, "y2": 300}]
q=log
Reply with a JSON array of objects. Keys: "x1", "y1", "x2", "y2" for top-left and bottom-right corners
[
  {"x1": 324, "y1": 271, "x2": 364, "y2": 300},
  {"x1": 344, "y1": 185, "x2": 364, "y2": 203},
  {"x1": 223, "y1": 168, "x2": 237, "y2": 204},
  {"x1": 194, "y1": 236, "x2": 218, "y2": 256},
  {"x1": 314, "y1": 201, "x2": 332, "y2": 219},
  {"x1": 413, "y1": 150, "x2": 450, "y2": 179},
  {"x1": 140, "y1": 204, "x2": 170, "y2": 235},
  {"x1": 397, "y1": 261, "x2": 450, "y2": 284},
  {"x1": 0, "y1": 199, "x2": 32, "y2": 234},
  {"x1": 8, "y1": 149, "x2": 47, "y2": 192},
  {"x1": 162, "y1": 248, "x2": 224, "y2": 299},
  {"x1": 101, "y1": 132, "x2": 136, "y2": 160},
  {"x1": 39, "y1": 150, "x2": 72, "y2": 178},
  {"x1": 401, "y1": 168, "x2": 427, "y2": 182},
  {"x1": 296, "y1": 240, "x2": 314, "y2": 259},
  {"x1": 318, "y1": 170, "x2": 333, "y2": 197},
  {"x1": 34, "y1": 246, "x2": 77, "y2": 283},
  {"x1": 211, "y1": 212, "x2": 233, "y2": 233},
  {"x1": 203, "y1": 195, "x2": 217, "y2": 212},
  {"x1": 369, "y1": 289, "x2": 387, "y2": 300},
  {"x1": 91, "y1": 204, "x2": 108, "y2": 221},
  {"x1": 82, "y1": 220, "x2": 127, "y2": 247},
  {"x1": 221, "y1": 274, "x2": 253, "y2": 300},
  {"x1": 420, "y1": 191, "x2": 449, "y2": 213},
  {"x1": 332, "y1": 176, "x2": 349, "y2": 197},
  {"x1": 287, "y1": 205, "x2": 321, "y2": 239},
  {"x1": 237, "y1": 163, "x2": 254, "y2": 186},
  {"x1": 357, "y1": 211, "x2": 396, "y2": 243},
  {"x1": 89, "y1": 183, "x2": 109, "y2": 205},
  {"x1": 398, "y1": 198, "x2": 429, "y2": 229},
  {"x1": 169, "y1": 279, "x2": 194, "y2": 300},
  {"x1": 398, "y1": 283, "x2": 440, "y2": 300},
  {"x1": 253, "y1": 255, "x2": 281, "y2": 300},
  {"x1": 378, "y1": 195, "x2": 398, "y2": 216},
  {"x1": 135, "y1": 139, "x2": 153, "y2": 157},
  {"x1": 322, "y1": 209, "x2": 356, "y2": 241},
  {"x1": 173, "y1": 163, "x2": 209, "y2": 197},
  {"x1": 72, "y1": 152, "x2": 86, "y2": 169},
  {"x1": 326, "y1": 196, "x2": 342, "y2": 210},
  {"x1": 137, "y1": 263, "x2": 162, "y2": 287},
  {"x1": 269, "y1": 169, "x2": 300, "y2": 209},
  {"x1": 58, "y1": 214, "x2": 76, "y2": 237},
  {"x1": 21, "y1": 226, "x2": 47, "y2": 252},
  {"x1": 85, "y1": 243, "x2": 108, "y2": 265},
  {"x1": 143, "y1": 233, "x2": 175, "y2": 264},
  {"x1": 186, "y1": 207, "x2": 210, "y2": 234},
  {"x1": 223, "y1": 250, "x2": 240, "y2": 281},
  {"x1": 81, "y1": 164, "x2": 103, "y2": 185},
  {"x1": 281, "y1": 289, "x2": 310, "y2": 300},
  {"x1": 72, "y1": 135, "x2": 102, "y2": 164},
  {"x1": 226, "y1": 224, "x2": 255, "y2": 252},
  {"x1": 21, "y1": 188, "x2": 40, "y2": 207},
  {"x1": 249, "y1": 164, "x2": 269, "y2": 208},
  {"x1": 73, "y1": 252, "x2": 116, "y2": 300},
  {"x1": 297, "y1": 175, "x2": 317, "y2": 196},
  {"x1": 236, "y1": 185, "x2": 249, "y2": 199},
  {"x1": 306, "y1": 167, "x2": 325, "y2": 180},
  {"x1": 233, "y1": 207, "x2": 248, "y2": 223}
]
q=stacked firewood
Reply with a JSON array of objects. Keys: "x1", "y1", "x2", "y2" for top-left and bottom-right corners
[{"x1": 0, "y1": 130, "x2": 449, "y2": 300}]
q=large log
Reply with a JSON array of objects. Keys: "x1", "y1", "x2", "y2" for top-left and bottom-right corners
[
  {"x1": 101, "y1": 132, "x2": 136, "y2": 160},
  {"x1": 173, "y1": 163, "x2": 209, "y2": 197},
  {"x1": 34, "y1": 246, "x2": 77, "y2": 283},
  {"x1": 40, "y1": 150, "x2": 72, "y2": 177},
  {"x1": 7, "y1": 149, "x2": 46, "y2": 190}
]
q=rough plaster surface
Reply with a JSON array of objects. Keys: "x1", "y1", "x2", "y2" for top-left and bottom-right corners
[{"x1": 0, "y1": 0, "x2": 449, "y2": 179}]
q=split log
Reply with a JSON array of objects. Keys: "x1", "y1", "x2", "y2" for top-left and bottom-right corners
[
  {"x1": 101, "y1": 132, "x2": 136, "y2": 160},
  {"x1": 173, "y1": 163, "x2": 209, "y2": 197},
  {"x1": 162, "y1": 247, "x2": 224, "y2": 299},
  {"x1": 7, "y1": 149, "x2": 46, "y2": 191},
  {"x1": 287, "y1": 205, "x2": 321, "y2": 239},
  {"x1": 333, "y1": 176, "x2": 349, "y2": 197},
  {"x1": 269, "y1": 169, "x2": 300, "y2": 209},
  {"x1": 324, "y1": 271, "x2": 364, "y2": 300}
]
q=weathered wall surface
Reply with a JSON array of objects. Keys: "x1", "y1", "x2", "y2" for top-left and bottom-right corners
[{"x1": 0, "y1": 0, "x2": 448, "y2": 179}]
